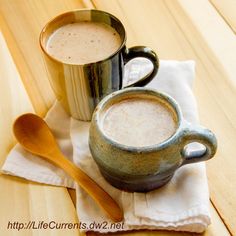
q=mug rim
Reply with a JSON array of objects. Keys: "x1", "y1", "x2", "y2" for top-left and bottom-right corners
[
  {"x1": 92, "y1": 87, "x2": 183, "y2": 152},
  {"x1": 39, "y1": 8, "x2": 127, "y2": 66}
]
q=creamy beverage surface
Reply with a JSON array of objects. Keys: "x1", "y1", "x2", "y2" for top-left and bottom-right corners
[
  {"x1": 46, "y1": 22, "x2": 121, "y2": 64},
  {"x1": 101, "y1": 97, "x2": 177, "y2": 147}
]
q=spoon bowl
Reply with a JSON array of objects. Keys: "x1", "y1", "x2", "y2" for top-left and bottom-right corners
[
  {"x1": 13, "y1": 113, "x2": 123, "y2": 222},
  {"x1": 13, "y1": 114, "x2": 57, "y2": 155}
]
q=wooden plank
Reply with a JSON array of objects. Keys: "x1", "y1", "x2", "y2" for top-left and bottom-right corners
[
  {"x1": 92, "y1": 0, "x2": 235, "y2": 235},
  {"x1": 0, "y1": 0, "x2": 86, "y2": 116},
  {"x1": 0, "y1": 0, "x2": 234, "y2": 235},
  {"x1": 0, "y1": 176, "x2": 82, "y2": 236},
  {"x1": 0, "y1": 1, "x2": 86, "y2": 235},
  {"x1": 205, "y1": 204, "x2": 231, "y2": 236},
  {"x1": 87, "y1": 230, "x2": 191, "y2": 236},
  {"x1": 0, "y1": 30, "x2": 82, "y2": 235},
  {"x1": 0, "y1": 30, "x2": 34, "y2": 167},
  {"x1": 165, "y1": 2, "x2": 236, "y2": 234},
  {"x1": 210, "y1": 0, "x2": 236, "y2": 33}
]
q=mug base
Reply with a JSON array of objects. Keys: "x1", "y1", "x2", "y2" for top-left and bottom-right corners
[{"x1": 99, "y1": 168, "x2": 174, "y2": 192}]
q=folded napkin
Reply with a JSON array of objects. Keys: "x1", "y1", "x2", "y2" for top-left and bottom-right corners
[{"x1": 2, "y1": 59, "x2": 211, "y2": 233}]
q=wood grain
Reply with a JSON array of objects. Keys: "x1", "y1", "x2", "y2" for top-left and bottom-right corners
[
  {"x1": 0, "y1": 30, "x2": 82, "y2": 236},
  {"x1": 0, "y1": 0, "x2": 86, "y2": 116},
  {"x1": 0, "y1": 31, "x2": 34, "y2": 166},
  {"x1": 210, "y1": 0, "x2": 236, "y2": 33},
  {"x1": 0, "y1": 175, "x2": 82, "y2": 236},
  {"x1": 0, "y1": 0, "x2": 235, "y2": 235},
  {"x1": 92, "y1": 0, "x2": 235, "y2": 235}
]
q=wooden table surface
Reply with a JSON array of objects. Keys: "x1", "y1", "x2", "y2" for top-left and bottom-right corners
[{"x1": 0, "y1": 0, "x2": 235, "y2": 235}]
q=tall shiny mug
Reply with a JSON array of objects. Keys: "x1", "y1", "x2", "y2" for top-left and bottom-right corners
[{"x1": 40, "y1": 9, "x2": 159, "y2": 120}]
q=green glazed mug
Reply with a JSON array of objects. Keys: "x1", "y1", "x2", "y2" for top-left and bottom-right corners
[
  {"x1": 40, "y1": 9, "x2": 159, "y2": 121},
  {"x1": 89, "y1": 88, "x2": 217, "y2": 192}
]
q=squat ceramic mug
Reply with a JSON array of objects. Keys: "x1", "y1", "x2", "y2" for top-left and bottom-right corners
[
  {"x1": 89, "y1": 88, "x2": 217, "y2": 192},
  {"x1": 40, "y1": 9, "x2": 159, "y2": 121}
]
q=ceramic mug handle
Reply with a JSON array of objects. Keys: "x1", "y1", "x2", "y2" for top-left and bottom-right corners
[
  {"x1": 123, "y1": 46, "x2": 159, "y2": 87},
  {"x1": 180, "y1": 124, "x2": 217, "y2": 165}
]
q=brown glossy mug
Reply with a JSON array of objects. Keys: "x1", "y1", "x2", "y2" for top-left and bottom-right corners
[{"x1": 40, "y1": 9, "x2": 159, "y2": 120}]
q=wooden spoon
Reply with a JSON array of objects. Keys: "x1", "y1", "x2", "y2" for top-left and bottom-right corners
[{"x1": 13, "y1": 113, "x2": 123, "y2": 222}]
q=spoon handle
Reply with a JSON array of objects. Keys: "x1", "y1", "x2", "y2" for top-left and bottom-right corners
[{"x1": 47, "y1": 149, "x2": 123, "y2": 222}]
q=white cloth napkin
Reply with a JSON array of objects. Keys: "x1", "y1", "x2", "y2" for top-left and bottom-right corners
[{"x1": 1, "y1": 60, "x2": 211, "y2": 233}]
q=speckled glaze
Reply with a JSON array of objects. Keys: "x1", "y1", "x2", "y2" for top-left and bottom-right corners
[{"x1": 89, "y1": 88, "x2": 217, "y2": 192}]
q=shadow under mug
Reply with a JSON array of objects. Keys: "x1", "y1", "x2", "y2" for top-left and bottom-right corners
[
  {"x1": 89, "y1": 88, "x2": 217, "y2": 192},
  {"x1": 40, "y1": 9, "x2": 159, "y2": 121}
]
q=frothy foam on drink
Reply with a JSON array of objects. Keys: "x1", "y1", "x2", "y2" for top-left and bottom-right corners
[
  {"x1": 101, "y1": 97, "x2": 177, "y2": 147},
  {"x1": 46, "y1": 22, "x2": 121, "y2": 64}
]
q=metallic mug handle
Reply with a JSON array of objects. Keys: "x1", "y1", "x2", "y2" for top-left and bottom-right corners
[
  {"x1": 179, "y1": 124, "x2": 217, "y2": 165},
  {"x1": 123, "y1": 46, "x2": 159, "y2": 87}
]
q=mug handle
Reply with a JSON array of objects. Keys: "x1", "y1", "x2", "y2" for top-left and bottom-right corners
[
  {"x1": 123, "y1": 46, "x2": 159, "y2": 87},
  {"x1": 179, "y1": 124, "x2": 217, "y2": 165}
]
